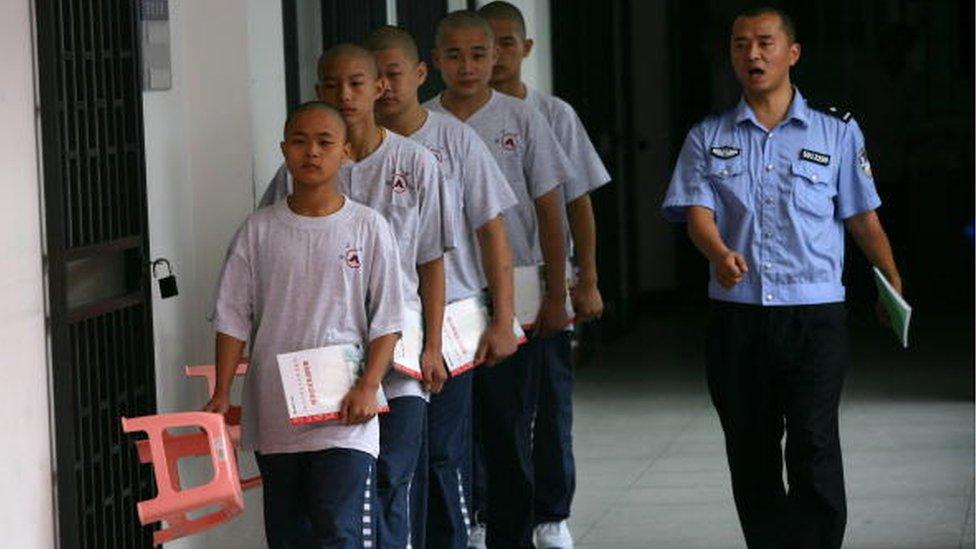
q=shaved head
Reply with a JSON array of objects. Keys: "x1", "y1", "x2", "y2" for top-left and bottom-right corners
[
  {"x1": 365, "y1": 25, "x2": 420, "y2": 64},
  {"x1": 478, "y1": 1, "x2": 526, "y2": 38},
  {"x1": 435, "y1": 10, "x2": 494, "y2": 48},
  {"x1": 283, "y1": 101, "x2": 347, "y2": 139},
  {"x1": 318, "y1": 43, "x2": 379, "y2": 81}
]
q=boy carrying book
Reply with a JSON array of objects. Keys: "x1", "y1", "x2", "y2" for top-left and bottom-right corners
[{"x1": 205, "y1": 102, "x2": 404, "y2": 548}]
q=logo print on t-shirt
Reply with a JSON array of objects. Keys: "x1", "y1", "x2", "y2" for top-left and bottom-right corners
[
  {"x1": 497, "y1": 130, "x2": 519, "y2": 151},
  {"x1": 390, "y1": 171, "x2": 410, "y2": 194},
  {"x1": 426, "y1": 146, "x2": 445, "y2": 163},
  {"x1": 344, "y1": 247, "x2": 362, "y2": 269}
]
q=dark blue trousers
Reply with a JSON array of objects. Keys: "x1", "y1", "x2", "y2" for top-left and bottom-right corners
[
  {"x1": 410, "y1": 420, "x2": 428, "y2": 549},
  {"x1": 424, "y1": 369, "x2": 474, "y2": 548},
  {"x1": 475, "y1": 338, "x2": 541, "y2": 548},
  {"x1": 532, "y1": 330, "x2": 576, "y2": 524},
  {"x1": 255, "y1": 448, "x2": 374, "y2": 549},
  {"x1": 706, "y1": 302, "x2": 848, "y2": 549},
  {"x1": 468, "y1": 372, "x2": 486, "y2": 527},
  {"x1": 377, "y1": 396, "x2": 427, "y2": 549}
]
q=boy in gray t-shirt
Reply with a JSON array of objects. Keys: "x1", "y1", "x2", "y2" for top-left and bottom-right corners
[
  {"x1": 480, "y1": 3, "x2": 614, "y2": 547},
  {"x1": 206, "y1": 103, "x2": 403, "y2": 547},
  {"x1": 427, "y1": 11, "x2": 575, "y2": 548},
  {"x1": 368, "y1": 26, "x2": 521, "y2": 549},
  {"x1": 262, "y1": 43, "x2": 454, "y2": 549}
]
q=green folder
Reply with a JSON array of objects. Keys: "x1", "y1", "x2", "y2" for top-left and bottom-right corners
[{"x1": 872, "y1": 267, "x2": 911, "y2": 348}]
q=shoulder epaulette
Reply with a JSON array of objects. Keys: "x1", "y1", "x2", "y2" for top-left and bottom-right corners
[{"x1": 814, "y1": 105, "x2": 853, "y2": 123}]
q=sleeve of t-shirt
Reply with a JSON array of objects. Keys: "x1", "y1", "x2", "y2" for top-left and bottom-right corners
[
  {"x1": 414, "y1": 151, "x2": 450, "y2": 265},
  {"x1": 835, "y1": 118, "x2": 882, "y2": 219},
  {"x1": 258, "y1": 163, "x2": 291, "y2": 209},
  {"x1": 661, "y1": 124, "x2": 715, "y2": 222},
  {"x1": 211, "y1": 220, "x2": 254, "y2": 342},
  {"x1": 366, "y1": 217, "x2": 404, "y2": 342},
  {"x1": 522, "y1": 109, "x2": 572, "y2": 200},
  {"x1": 552, "y1": 101, "x2": 611, "y2": 202},
  {"x1": 460, "y1": 129, "x2": 519, "y2": 231}
]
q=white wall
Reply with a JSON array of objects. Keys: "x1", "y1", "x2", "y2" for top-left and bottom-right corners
[
  {"x1": 0, "y1": 1, "x2": 55, "y2": 548},
  {"x1": 142, "y1": 0, "x2": 285, "y2": 546},
  {"x1": 248, "y1": 0, "x2": 288, "y2": 201}
]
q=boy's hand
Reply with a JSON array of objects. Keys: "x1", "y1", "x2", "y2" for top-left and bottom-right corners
[
  {"x1": 340, "y1": 381, "x2": 379, "y2": 425},
  {"x1": 421, "y1": 347, "x2": 448, "y2": 394},
  {"x1": 534, "y1": 294, "x2": 570, "y2": 338},
  {"x1": 475, "y1": 319, "x2": 519, "y2": 366},
  {"x1": 203, "y1": 390, "x2": 232, "y2": 415},
  {"x1": 571, "y1": 279, "x2": 604, "y2": 322}
]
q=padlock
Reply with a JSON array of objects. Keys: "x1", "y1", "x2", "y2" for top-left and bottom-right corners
[{"x1": 151, "y1": 258, "x2": 179, "y2": 299}]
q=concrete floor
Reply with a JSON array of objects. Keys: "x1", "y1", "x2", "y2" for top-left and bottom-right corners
[{"x1": 569, "y1": 304, "x2": 974, "y2": 549}]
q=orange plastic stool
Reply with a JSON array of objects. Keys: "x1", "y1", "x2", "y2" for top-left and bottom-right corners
[
  {"x1": 122, "y1": 412, "x2": 244, "y2": 546},
  {"x1": 184, "y1": 361, "x2": 261, "y2": 490}
]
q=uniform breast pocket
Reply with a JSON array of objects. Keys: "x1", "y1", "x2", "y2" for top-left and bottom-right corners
[
  {"x1": 707, "y1": 157, "x2": 750, "y2": 212},
  {"x1": 791, "y1": 161, "x2": 836, "y2": 219}
]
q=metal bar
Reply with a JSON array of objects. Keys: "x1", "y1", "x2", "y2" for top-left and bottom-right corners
[
  {"x1": 88, "y1": 0, "x2": 105, "y2": 244},
  {"x1": 79, "y1": 0, "x2": 94, "y2": 247},
  {"x1": 67, "y1": 292, "x2": 143, "y2": 324},
  {"x1": 64, "y1": 235, "x2": 141, "y2": 261},
  {"x1": 96, "y1": 314, "x2": 108, "y2": 547},
  {"x1": 101, "y1": 0, "x2": 118, "y2": 241},
  {"x1": 79, "y1": 318, "x2": 93, "y2": 547}
]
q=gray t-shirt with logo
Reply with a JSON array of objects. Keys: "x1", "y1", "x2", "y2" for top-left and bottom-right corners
[
  {"x1": 259, "y1": 130, "x2": 452, "y2": 400},
  {"x1": 410, "y1": 110, "x2": 518, "y2": 303},
  {"x1": 425, "y1": 91, "x2": 572, "y2": 267},
  {"x1": 212, "y1": 199, "x2": 403, "y2": 457}
]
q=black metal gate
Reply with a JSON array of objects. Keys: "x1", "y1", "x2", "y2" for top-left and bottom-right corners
[{"x1": 35, "y1": 0, "x2": 158, "y2": 547}]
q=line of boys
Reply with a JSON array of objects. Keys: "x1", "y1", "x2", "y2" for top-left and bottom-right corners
[{"x1": 209, "y1": 3, "x2": 609, "y2": 548}]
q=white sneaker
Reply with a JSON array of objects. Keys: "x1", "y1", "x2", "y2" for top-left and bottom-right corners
[
  {"x1": 468, "y1": 523, "x2": 487, "y2": 549},
  {"x1": 533, "y1": 520, "x2": 574, "y2": 549}
]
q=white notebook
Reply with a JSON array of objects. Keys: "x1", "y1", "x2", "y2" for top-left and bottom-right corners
[
  {"x1": 392, "y1": 308, "x2": 424, "y2": 379},
  {"x1": 442, "y1": 295, "x2": 528, "y2": 374},
  {"x1": 277, "y1": 344, "x2": 389, "y2": 425},
  {"x1": 514, "y1": 263, "x2": 576, "y2": 330}
]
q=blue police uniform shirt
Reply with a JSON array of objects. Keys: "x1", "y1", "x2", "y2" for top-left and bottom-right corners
[{"x1": 662, "y1": 89, "x2": 881, "y2": 306}]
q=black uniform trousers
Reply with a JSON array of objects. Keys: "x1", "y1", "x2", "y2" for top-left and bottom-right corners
[{"x1": 706, "y1": 301, "x2": 848, "y2": 549}]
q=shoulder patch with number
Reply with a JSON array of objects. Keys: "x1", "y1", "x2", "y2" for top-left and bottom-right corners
[{"x1": 709, "y1": 146, "x2": 740, "y2": 159}]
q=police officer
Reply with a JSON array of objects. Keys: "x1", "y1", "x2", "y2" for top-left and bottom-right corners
[{"x1": 661, "y1": 7, "x2": 903, "y2": 549}]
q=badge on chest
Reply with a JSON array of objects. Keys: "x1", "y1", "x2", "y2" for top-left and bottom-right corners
[
  {"x1": 709, "y1": 146, "x2": 740, "y2": 159},
  {"x1": 799, "y1": 149, "x2": 831, "y2": 166}
]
